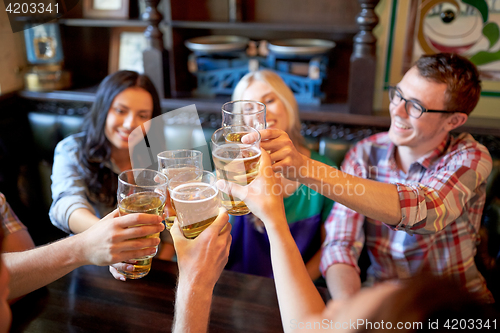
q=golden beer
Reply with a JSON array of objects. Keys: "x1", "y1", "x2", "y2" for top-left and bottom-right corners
[
  {"x1": 212, "y1": 144, "x2": 261, "y2": 215},
  {"x1": 171, "y1": 182, "x2": 219, "y2": 238},
  {"x1": 118, "y1": 191, "x2": 166, "y2": 279},
  {"x1": 164, "y1": 192, "x2": 176, "y2": 230},
  {"x1": 181, "y1": 216, "x2": 218, "y2": 239},
  {"x1": 225, "y1": 132, "x2": 246, "y2": 143}
]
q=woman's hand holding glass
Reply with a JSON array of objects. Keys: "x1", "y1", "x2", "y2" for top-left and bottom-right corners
[
  {"x1": 79, "y1": 209, "x2": 165, "y2": 266},
  {"x1": 114, "y1": 169, "x2": 168, "y2": 279}
]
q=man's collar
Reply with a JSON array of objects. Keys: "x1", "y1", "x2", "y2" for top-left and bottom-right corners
[
  {"x1": 416, "y1": 134, "x2": 451, "y2": 169},
  {"x1": 387, "y1": 134, "x2": 451, "y2": 171}
]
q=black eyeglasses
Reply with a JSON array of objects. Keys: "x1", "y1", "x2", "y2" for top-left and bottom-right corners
[{"x1": 388, "y1": 86, "x2": 466, "y2": 119}]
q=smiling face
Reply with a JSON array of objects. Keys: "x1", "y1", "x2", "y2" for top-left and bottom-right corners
[
  {"x1": 388, "y1": 66, "x2": 452, "y2": 159},
  {"x1": 104, "y1": 87, "x2": 154, "y2": 152},
  {"x1": 241, "y1": 80, "x2": 290, "y2": 132}
]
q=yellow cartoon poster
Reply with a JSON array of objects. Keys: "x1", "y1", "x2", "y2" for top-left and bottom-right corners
[{"x1": 413, "y1": 0, "x2": 500, "y2": 79}]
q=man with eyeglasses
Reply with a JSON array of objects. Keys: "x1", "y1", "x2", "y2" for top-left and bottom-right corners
[{"x1": 247, "y1": 53, "x2": 494, "y2": 303}]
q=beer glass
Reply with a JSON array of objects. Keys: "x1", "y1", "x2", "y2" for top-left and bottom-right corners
[
  {"x1": 222, "y1": 100, "x2": 267, "y2": 130},
  {"x1": 211, "y1": 125, "x2": 261, "y2": 215},
  {"x1": 157, "y1": 150, "x2": 203, "y2": 229},
  {"x1": 169, "y1": 170, "x2": 219, "y2": 239},
  {"x1": 117, "y1": 169, "x2": 168, "y2": 279}
]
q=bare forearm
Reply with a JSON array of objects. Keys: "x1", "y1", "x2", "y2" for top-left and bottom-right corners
[
  {"x1": 266, "y1": 222, "x2": 325, "y2": 333},
  {"x1": 305, "y1": 249, "x2": 322, "y2": 281},
  {"x1": 173, "y1": 281, "x2": 213, "y2": 333},
  {"x1": 302, "y1": 160, "x2": 401, "y2": 225},
  {"x1": 325, "y1": 264, "x2": 361, "y2": 300},
  {"x1": 68, "y1": 208, "x2": 101, "y2": 234},
  {"x1": 3, "y1": 235, "x2": 85, "y2": 299}
]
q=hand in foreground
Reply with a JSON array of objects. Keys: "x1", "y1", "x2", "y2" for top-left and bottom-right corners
[
  {"x1": 242, "y1": 129, "x2": 308, "y2": 180},
  {"x1": 216, "y1": 148, "x2": 287, "y2": 230},
  {"x1": 171, "y1": 208, "x2": 231, "y2": 290},
  {"x1": 75, "y1": 208, "x2": 164, "y2": 270}
]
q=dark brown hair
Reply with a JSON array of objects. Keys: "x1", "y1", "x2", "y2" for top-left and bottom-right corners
[
  {"x1": 78, "y1": 71, "x2": 163, "y2": 206},
  {"x1": 415, "y1": 53, "x2": 481, "y2": 115}
]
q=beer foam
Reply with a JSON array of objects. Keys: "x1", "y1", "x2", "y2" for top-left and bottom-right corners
[{"x1": 171, "y1": 182, "x2": 218, "y2": 203}]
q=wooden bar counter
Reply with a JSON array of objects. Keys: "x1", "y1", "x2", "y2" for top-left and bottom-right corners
[{"x1": 9, "y1": 259, "x2": 323, "y2": 332}]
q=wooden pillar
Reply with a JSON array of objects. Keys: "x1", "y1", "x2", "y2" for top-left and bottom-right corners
[
  {"x1": 348, "y1": 0, "x2": 380, "y2": 115},
  {"x1": 229, "y1": 0, "x2": 243, "y2": 22},
  {"x1": 142, "y1": 0, "x2": 166, "y2": 99}
]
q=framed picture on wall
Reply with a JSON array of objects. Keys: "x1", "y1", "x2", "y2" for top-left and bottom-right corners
[
  {"x1": 109, "y1": 27, "x2": 148, "y2": 74},
  {"x1": 83, "y1": 0, "x2": 130, "y2": 19},
  {"x1": 24, "y1": 23, "x2": 65, "y2": 65},
  {"x1": 403, "y1": 0, "x2": 500, "y2": 80}
]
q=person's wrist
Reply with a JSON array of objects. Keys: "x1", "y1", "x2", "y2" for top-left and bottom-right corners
[
  {"x1": 177, "y1": 273, "x2": 216, "y2": 297},
  {"x1": 260, "y1": 211, "x2": 288, "y2": 233},
  {"x1": 301, "y1": 155, "x2": 318, "y2": 181},
  {"x1": 64, "y1": 233, "x2": 88, "y2": 267},
  {"x1": 296, "y1": 153, "x2": 310, "y2": 180}
]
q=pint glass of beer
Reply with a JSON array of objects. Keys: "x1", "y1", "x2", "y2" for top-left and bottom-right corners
[
  {"x1": 169, "y1": 170, "x2": 219, "y2": 239},
  {"x1": 211, "y1": 125, "x2": 261, "y2": 215},
  {"x1": 117, "y1": 169, "x2": 168, "y2": 279},
  {"x1": 157, "y1": 150, "x2": 203, "y2": 230},
  {"x1": 222, "y1": 100, "x2": 267, "y2": 130}
]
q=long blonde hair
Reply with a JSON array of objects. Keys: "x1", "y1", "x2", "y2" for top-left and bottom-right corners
[{"x1": 232, "y1": 70, "x2": 305, "y2": 149}]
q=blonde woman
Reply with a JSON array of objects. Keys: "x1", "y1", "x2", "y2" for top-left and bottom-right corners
[{"x1": 226, "y1": 70, "x2": 336, "y2": 280}]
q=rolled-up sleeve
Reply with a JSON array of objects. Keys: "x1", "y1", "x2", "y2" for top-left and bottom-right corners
[
  {"x1": 320, "y1": 146, "x2": 366, "y2": 276},
  {"x1": 1, "y1": 193, "x2": 27, "y2": 234},
  {"x1": 49, "y1": 138, "x2": 96, "y2": 234},
  {"x1": 320, "y1": 203, "x2": 365, "y2": 276},
  {"x1": 390, "y1": 143, "x2": 492, "y2": 235}
]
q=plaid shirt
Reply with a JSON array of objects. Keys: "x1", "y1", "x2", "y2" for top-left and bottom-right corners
[
  {"x1": 320, "y1": 132, "x2": 494, "y2": 303},
  {"x1": 0, "y1": 192, "x2": 27, "y2": 235}
]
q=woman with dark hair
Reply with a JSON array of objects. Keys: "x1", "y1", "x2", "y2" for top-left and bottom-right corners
[{"x1": 49, "y1": 71, "x2": 171, "y2": 274}]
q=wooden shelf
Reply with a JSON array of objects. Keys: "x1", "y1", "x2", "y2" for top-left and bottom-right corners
[
  {"x1": 58, "y1": 19, "x2": 149, "y2": 28},
  {"x1": 169, "y1": 21, "x2": 359, "y2": 34},
  {"x1": 56, "y1": 19, "x2": 357, "y2": 34},
  {"x1": 19, "y1": 90, "x2": 96, "y2": 103},
  {"x1": 18, "y1": 89, "x2": 351, "y2": 117},
  {"x1": 17, "y1": 90, "x2": 500, "y2": 136}
]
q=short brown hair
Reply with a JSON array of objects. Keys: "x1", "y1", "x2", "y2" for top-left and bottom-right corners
[{"x1": 415, "y1": 53, "x2": 481, "y2": 115}]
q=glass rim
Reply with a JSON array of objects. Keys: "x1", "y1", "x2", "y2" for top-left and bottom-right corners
[
  {"x1": 211, "y1": 125, "x2": 261, "y2": 147},
  {"x1": 157, "y1": 149, "x2": 203, "y2": 161},
  {"x1": 170, "y1": 185, "x2": 219, "y2": 203},
  {"x1": 118, "y1": 169, "x2": 168, "y2": 187},
  {"x1": 169, "y1": 170, "x2": 217, "y2": 193},
  {"x1": 168, "y1": 170, "x2": 216, "y2": 189},
  {"x1": 222, "y1": 100, "x2": 266, "y2": 115}
]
